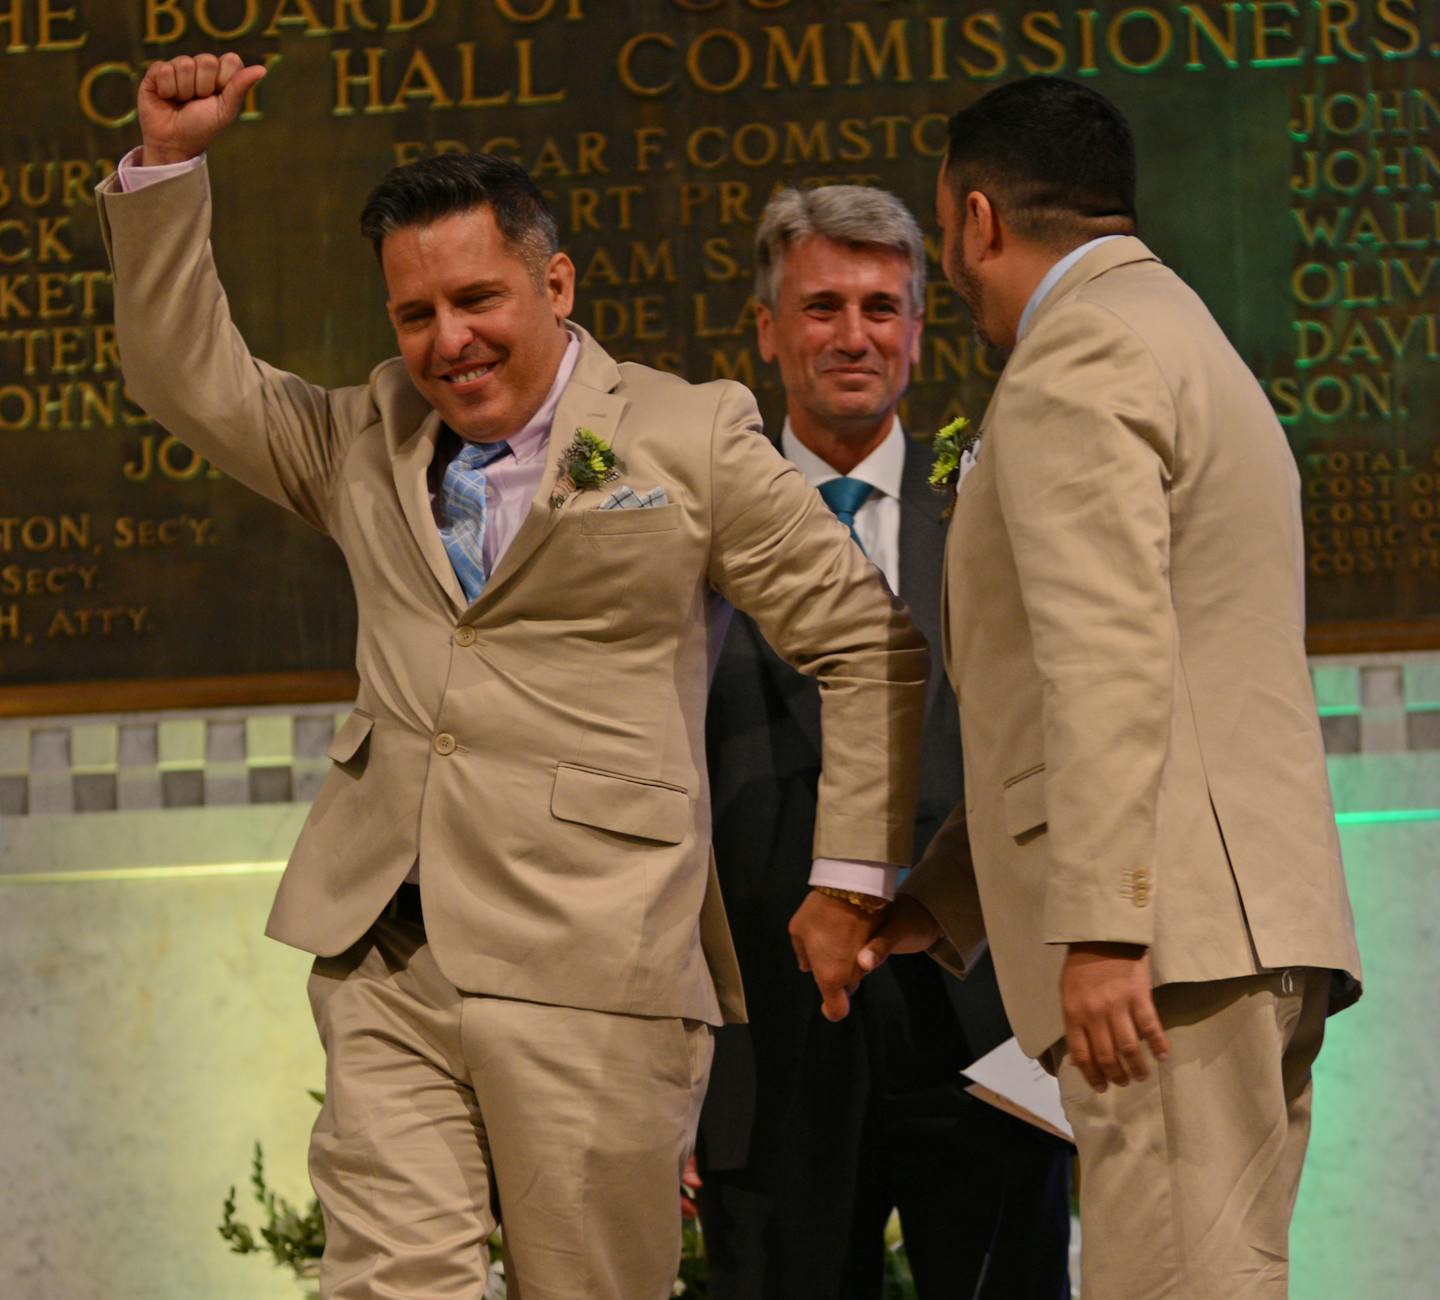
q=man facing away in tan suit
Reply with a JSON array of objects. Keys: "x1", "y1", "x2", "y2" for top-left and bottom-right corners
[
  {"x1": 94, "y1": 55, "x2": 928, "y2": 1299},
  {"x1": 803, "y1": 76, "x2": 1363, "y2": 1298}
]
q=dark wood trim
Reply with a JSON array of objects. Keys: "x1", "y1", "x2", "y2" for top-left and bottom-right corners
[
  {"x1": 0, "y1": 671, "x2": 359, "y2": 719},
  {"x1": 1306, "y1": 620, "x2": 1440, "y2": 656}
]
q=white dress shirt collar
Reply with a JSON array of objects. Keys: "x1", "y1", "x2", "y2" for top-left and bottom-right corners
[
  {"x1": 780, "y1": 417, "x2": 906, "y2": 499},
  {"x1": 1016, "y1": 234, "x2": 1124, "y2": 342}
]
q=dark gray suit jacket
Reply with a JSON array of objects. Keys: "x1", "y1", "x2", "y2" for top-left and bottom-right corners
[{"x1": 699, "y1": 434, "x2": 1013, "y2": 1168}]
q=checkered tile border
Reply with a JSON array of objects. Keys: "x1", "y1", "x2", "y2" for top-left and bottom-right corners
[{"x1": 0, "y1": 653, "x2": 1436, "y2": 819}]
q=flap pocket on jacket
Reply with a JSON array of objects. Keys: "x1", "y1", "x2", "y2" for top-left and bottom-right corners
[
  {"x1": 551, "y1": 762, "x2": 690, "y2": 844},
  {"x1": 326, "y1": 709, "x2": 374, "y2": 765},
  {"x1": 1002, "y1": 764, "x2": 1047, "y2": 838},
  {"x1": 580, "y1": 503, "x2": 681, "y2": 535}
]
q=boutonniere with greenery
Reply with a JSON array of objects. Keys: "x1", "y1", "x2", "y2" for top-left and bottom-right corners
[
  {"x1": 551, "y1": 426, "x2": 621, "y2": 508},
  {"x1": 927, "y1": 416, "x2": 979, "y2": 495}
]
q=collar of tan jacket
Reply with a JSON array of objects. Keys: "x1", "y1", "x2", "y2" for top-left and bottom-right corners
[{"x1": 1019, "y1": 235, "x2": 1160, "y2": 342}]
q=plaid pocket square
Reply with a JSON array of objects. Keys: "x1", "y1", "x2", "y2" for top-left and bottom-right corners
[{"x1": 597, "y1": 485, "x2": 669, "y2": 510}]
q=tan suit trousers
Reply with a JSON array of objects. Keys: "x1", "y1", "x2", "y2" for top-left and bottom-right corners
[
  {"x1": 306, "y1": 916, "x2": 714, "y2": 1300},
  {"x1": 1057, "y1": 969, "x2": 1330, "y2": 1300}
]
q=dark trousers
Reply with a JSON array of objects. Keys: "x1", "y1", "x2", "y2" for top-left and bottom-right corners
[{"x1": 698, "y1": 955, "x2": 1072, "y2": 1300}]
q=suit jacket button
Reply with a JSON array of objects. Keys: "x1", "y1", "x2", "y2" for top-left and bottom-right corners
[
  {"x1": 454, "y1": 627, "x2": 477, "y2": 648},
  {"x1": 434, "y1": 733, "x2": 457, "y2": 755}
]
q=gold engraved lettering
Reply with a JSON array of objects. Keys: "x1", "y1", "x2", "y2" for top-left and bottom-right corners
[
  {"x1": 79, "y1": 62, "x2": 138, "y2": 129},
  {"x1": 389, "y1": 0, "x2": 437, "y2": 32},
  {"x1": 46, "y1": 606, "x2": 150, "y2": 639},
  {"x1": 196, "y1": 0, "x2": 260, "y2": 40},
  {"x1": 1250, "y1": 1, "x2": 1304, "y2": 69},
  {"x1": 0, "y1": 514, "x2": 90, "y2": 554},
  {"x1": 390, "y1": 46, "x2": 452, "y2": 109},
  {"x1": 262, "y1": 0, "x2": 329, "y2": 37},
  {"x1": 456, "y1": 43, "x2": 510, "y2": 108},
  {"x1": 494, "y1": 0, "x2": 584, "y2": 21},
  {"x1": 763, "y1": 22, "x2": 827, "y2": 88},
  {"x1": 958, "y1": 13, "x2": 1007, "y2": 79},
  {"x1": 516, "y1": 37, "x2": 564, "y2": 104},
  {"x1": 1373, "y1": 0, "x2": 1421, "y2": 58},
  {"x1": 617, "y1": 32, "x2": 674, "y2": 97},
  {"x1": 1313, "y1": 0, "x2": 1365, "y2": 65},
  {"x1": 1019, "y1": 11, "x2": 1067, "y2": 74},
  {"x1": 143, "y1": 0, "x2": 184, "y2": 43},
  {"x1": 0, "y1": 562, "x2": 101, "y2": 598},
  {"x1": 333, "y1": 47, "x2": 388, "y2": 115},
  {"x1": 686, "y1": 28, "x2": 752, "y2": 94},
  {"x1": 120, "y1": 435, "x2": 216, "y2": 482},
  {"x1": 0, "y1": 216, "x2": 73, "y2": 265},
  {"x1": 708, "y1": 345, "x2": 758, "y2": 387},
  {"x1": 846, "y1": 19, "x2": 914, "y2": 86},
  {"x1": 1105, "y1": 6, "x2": 1173, "y2": 74},
  {"x1": 1180, "y1": 2, "x2": 1241, "y2": 70}
]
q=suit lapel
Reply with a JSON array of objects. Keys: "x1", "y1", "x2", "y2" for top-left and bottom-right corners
[
  {"x1": 897, "y1": 435, "x2": 946, "y2": 654},
  {"x1": 392, "y1": 408, "x2": 467, "y2": 613},
  {"x1": 1021, "y1": 235, "x2": 1159, "y2": 340},
  {"x1": 480, "y1": 380, "x2": 627, "y2": 603},
  {"x1": 388, "y1": 326, "x2": 628, "y2": 613}
]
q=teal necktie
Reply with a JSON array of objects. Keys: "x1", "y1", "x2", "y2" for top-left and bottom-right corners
[{"x1": 818, "y1": 477, "x2": 874, "y2": 553}]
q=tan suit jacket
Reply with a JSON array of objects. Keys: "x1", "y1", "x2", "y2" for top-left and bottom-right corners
[
  {"x1": 97, "y1": 164, "x2": 928, "y2": 1028},
  {"x1": 904, "y1": 237, "x2": 1361, "y2": 1057}
]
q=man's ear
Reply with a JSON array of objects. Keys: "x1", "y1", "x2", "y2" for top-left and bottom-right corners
[
  {"x1": 546, "y1": 251, "x2": 576, "y2": 320},
  {"x1": 755, "y1": 301, "x2": 777, "y2": 363},
  {"x1": 966, "y1": 192, "x2": 1001, "y2": 264}
]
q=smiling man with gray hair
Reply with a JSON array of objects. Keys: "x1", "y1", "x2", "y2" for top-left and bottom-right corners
[{"x1": 698, "y1": 184, "x2": 1073, "y2": 1300}]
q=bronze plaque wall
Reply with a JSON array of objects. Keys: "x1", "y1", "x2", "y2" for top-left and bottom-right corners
[{"x1": 2, "y1": 1, "x2": 1438, "y2": 712}]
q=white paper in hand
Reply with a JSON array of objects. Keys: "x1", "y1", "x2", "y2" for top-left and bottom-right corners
[{"x1": 962, "y1": 1037, "x2": 1074, "y2": 1143}]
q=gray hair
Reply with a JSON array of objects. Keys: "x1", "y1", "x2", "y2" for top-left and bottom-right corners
[{"x1": 753, "y1": 185, "x2": 926, "y2": 312}]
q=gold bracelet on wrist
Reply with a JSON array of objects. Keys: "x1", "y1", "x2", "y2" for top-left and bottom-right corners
[{"x1": 814, "y1": 885, "x2": 889, "y2": 913}]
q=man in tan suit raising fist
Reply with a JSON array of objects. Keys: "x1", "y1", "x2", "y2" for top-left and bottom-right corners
[
  {"x1": 95, "y1": 54, "x2": 927, "y2": 1299},
  {"x1": 814, "y1": 77, "x2": 1363, "y2": 1298}
]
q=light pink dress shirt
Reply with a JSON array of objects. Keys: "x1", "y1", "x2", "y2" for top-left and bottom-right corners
[{"x1": 430, "y1": 335, "x2": 579, "y2": 576}]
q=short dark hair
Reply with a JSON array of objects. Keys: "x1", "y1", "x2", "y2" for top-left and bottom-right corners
[
  {"x1": 358, "y1": 152, "x2": 560, "y2": 280},
  {"x1": 945, "y1": 76, "x2": 1138, "y2": 247}
]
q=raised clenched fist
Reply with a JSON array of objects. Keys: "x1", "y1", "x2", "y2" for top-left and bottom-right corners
[{"x1": 137, "y1": 53, "x2": 267, "y2": 167}]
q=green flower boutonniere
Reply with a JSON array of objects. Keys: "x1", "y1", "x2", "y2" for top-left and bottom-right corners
[
  {"x1": 551, "y1": 426, "x2": 621, "y2": 508},
  {"x1": 928, "y1": 416, "x2": 979, "y2": 495}
]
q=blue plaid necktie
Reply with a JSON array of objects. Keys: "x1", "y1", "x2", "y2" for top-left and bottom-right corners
[
  {"x1": 439, "y1": 439, "x2": 511, "y2": 602},
  {"x1": 818, "y1": 476, "x2": 874, "y2": 553}
]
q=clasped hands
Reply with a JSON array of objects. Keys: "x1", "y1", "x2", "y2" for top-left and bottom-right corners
[
  {"x1": 789, "y1": 892, "x2": 1170, "y2": 1093},
  {"x1": 787, "y1": 889, "x2": 941, "y2": 1022}
]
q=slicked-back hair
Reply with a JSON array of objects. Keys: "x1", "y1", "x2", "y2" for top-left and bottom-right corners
[
  {"x1": 945, "y1": 76, "x2": 1138, "y2": 249},
  {"x1": 754, "y1": 185, "x2": 926, "y2": 312},
  {"x1": 358, "y1": 152, "x2": 560, "y2": 283}
]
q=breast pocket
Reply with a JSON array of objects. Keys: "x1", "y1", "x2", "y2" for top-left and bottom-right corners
[{"x1": 580, "y1": 503, "x2": 682, "y2": 536}]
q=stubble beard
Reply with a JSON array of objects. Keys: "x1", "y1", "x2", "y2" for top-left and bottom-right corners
[{"x1": 948, "y1": 254, "x2": 997, "y2": 353}]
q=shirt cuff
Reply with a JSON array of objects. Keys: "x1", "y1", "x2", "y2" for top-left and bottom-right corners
[
  {"x1": 808, "y1": 858, "x2": 898, "y2": 901},
  {"x1": 116, "y1": 145, "x2": 206, "y2": 193}
]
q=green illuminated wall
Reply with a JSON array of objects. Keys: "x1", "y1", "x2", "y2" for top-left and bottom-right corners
[{"x1": 1292, "y1": 819, "x2": 1440, "y2": 1298}]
